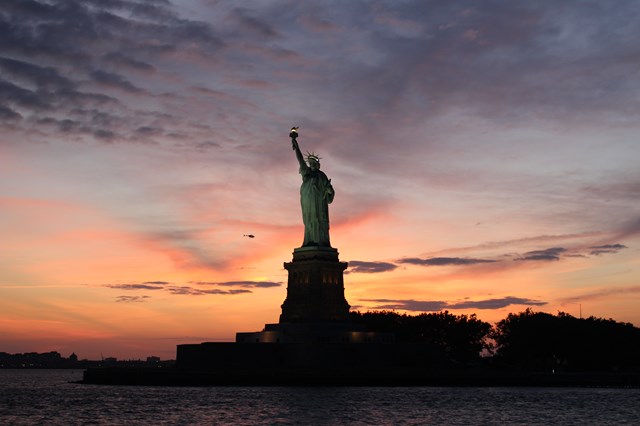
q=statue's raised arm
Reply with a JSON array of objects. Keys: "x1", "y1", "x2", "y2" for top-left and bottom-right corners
[
  {"x1": 289, "y1": 127, "x2": 334, "y2": 248},
  {"x1": 290, "y1": 127, "x2": 306, "y2": 170}
]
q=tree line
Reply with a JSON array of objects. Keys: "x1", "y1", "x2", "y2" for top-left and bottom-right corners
[
  {"x1": 349, "y1": 308, "x2": 640, "y2": 372},
  {"x1": 0, "y1": 351, "x2": 173, "y2": 369}
]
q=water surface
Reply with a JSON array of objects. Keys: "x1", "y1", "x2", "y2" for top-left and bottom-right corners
[{"x1": 1, "y1": 370, "x2": 638, "y2": 425}]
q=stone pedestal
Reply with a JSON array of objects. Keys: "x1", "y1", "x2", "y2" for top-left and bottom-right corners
[
  {"x1": 279, "y1": 246, "x2": 350, "y2": 323},
  {"x1": 234, "y1": 245, "x2": 394, "y2": 344}
]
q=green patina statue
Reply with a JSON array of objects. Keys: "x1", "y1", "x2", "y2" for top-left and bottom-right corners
[{"x1": 290, "y1": 127, "x2": 334, "y2": 247}]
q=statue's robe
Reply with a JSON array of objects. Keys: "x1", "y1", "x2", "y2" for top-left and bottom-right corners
[{"x1": 299, "y1": 165, "x2": 334, "y2": 247}]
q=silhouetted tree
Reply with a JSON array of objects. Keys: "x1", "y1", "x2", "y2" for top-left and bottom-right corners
[
  {"x1": 350, "y1": 310, "x2": 492, "y2": 365},
  {"x1": 491, "y1": 309, "x2": 640, "y2": 371}
]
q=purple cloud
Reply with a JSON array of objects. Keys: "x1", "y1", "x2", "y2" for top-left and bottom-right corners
[
  {"x1": 516, "y1": 247, "x2": 567, "y2": 261},
  {"x1": 448, "y1": 297, "x2": 547, "y2": 310},
  {"x1": 90, "y1": 70, "x2": 143, "y2": 93},
  {"x1": 104, "y1": 282, "x2": 168, "y2": 290},
  {"x1": 167, "y1": 286, "x2": 251, "y2": 296},
  {"x1": 364, "y1": 296, "x2": 547, "y2": 312},
  {"x1": 104, "y1": 280, "x2": 263, "y2": 296},
  {"x1": 589, "y1": 244, "x2": 628, "y2": 256},
  {"x1": 363, "y1": 299, "x2": 448, "y2": 312},
  {"x1": 115, "y1": 295, "x2": 150, "y2": 303},
  {"x1": 398, "y1": 257, "x2": 496, "y2": 266},
  {"x1": 0, "y1": 0, "x2": 223, "y2": 143},
  {"x1": 194, "y1": 281, "x2": 282, "y2": 288},
  {"x1": 347, "y1": 261, "x2": 398, "y2": 274}
]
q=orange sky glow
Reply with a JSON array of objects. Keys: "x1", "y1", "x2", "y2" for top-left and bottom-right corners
[{"x1": 1, "y1": 1, "x2": 639, "y2": 360}]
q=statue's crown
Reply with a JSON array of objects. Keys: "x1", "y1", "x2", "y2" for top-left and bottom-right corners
[{"x1": 305, "y1": 152, "x2": 321, "y2": 163}]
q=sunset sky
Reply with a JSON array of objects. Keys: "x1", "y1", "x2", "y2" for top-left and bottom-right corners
[{"x1": 1, "y1": 0, "x2": 639, "y2": 360}]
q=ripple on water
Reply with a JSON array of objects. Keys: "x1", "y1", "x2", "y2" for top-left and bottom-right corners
[{"x1": 0, "y1": 370, "x2": 639, "y2": 425}]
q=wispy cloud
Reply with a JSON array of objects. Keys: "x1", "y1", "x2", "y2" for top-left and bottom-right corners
[
  {"x1": 398, "y1": 257, "x2": 497, "y2": 266},
  {"x1": 193, "y1": 280, "x2": 282, "y2": 288},
  {"x1": 115, "y1": 295, "x2": 150, "y2": 303},
  {"x1": 351, "y1": 238, "x2": 630, "y2": 276},
  {"x1": 589, "y1": 244, "x2": 628, "y2": 256},
  {"x1": 90, "y1": 70, "x2": 144, "y2": 93},
  {"x1": 558, "y1": 286, "x2": 640, "y2": 305},
  {"x1": 166, "y1": 286, "x2": 250, "y2": 296},
  {"x1": 364, "y1": 299, "x2": 448, "y2": 312},
  {"x1": 449, "y1": 297, "x2": 547, "y2": 310},
  {"x1": 103, "y1": 279, "x2": 278, "y2": 298},
  {"x1": 105, "y1": 282, "x2": 169, "y2": 291},
  {"x1": 515, "y1": 247, "x2": 567, "y2": 262},
  {"x1": 347, "y1": 260, "x2": 398, "y2": 274},
  {"x1": 363, "y1": 296, "x2": 547, "y2": 312}
]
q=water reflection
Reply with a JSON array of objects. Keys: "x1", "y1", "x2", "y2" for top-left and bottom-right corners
[{"x1": 0, "y1": 370, "x2": 638, "y2": 425}]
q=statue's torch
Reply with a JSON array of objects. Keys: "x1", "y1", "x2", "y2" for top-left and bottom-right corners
[{"x1": 290, "y1": 126, "x2": 299, "y2": 150}]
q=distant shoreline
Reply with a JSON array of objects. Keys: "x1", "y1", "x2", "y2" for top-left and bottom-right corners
[{"x1": 81, "y1": 366, "x2": 640, "y2": 388}]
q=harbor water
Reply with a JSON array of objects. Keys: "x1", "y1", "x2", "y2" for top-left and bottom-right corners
[{"x1": 1, "y1": 369, "x2": 638, "y2": 425}]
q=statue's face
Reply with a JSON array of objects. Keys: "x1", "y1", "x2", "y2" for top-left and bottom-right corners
[{"x1": 309, "y1": 160, "x2": 320, "y2": 170}]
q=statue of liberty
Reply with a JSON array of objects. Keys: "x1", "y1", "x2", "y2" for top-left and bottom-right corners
[{"x1": 290, "y1": 127, "x2": 334, "y2": 247}]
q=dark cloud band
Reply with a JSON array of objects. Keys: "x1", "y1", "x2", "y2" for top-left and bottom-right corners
[
  {"x1": 398, "y1": 257, "x2": 496, "y2": 266},
  {"x1": 363, "y1": 296, "x2": 547, "y2": 312},
  {"x1": 347, "y1": 261, "x2": 398, "y2": 273},
  {"x1": 103, "y1": 279, "x2": 279, "y2": 297}
]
